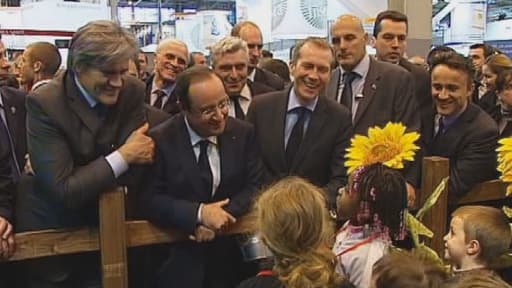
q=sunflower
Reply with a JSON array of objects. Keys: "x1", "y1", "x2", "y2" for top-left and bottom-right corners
[
  {"x1": 497, "y1": 137, "x2": 512, "y2": 196},
  {"x1": 345, "y1": 122, "x2": 420, "y2": 174}
]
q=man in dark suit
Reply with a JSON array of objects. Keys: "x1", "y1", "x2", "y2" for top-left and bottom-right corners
[
  {"x1": 145, "y1": 38, "x2": 189, "y2": 115},
  {"x1": 19, "y1": 41, "x2": 62, "y2": 92},
  {"x1": 211, "y1": 36, "x2": 273, "y2": 120},
  {"x1": 19, "y1": 20, "x2": 155, "y2": 288},
  {"x1": 247, "y1": 37, "x2": 352, "y2": 212},
  {"x1": 143, "y1": 66, "x2": 264, "y2": 288},
  {"x1": 326, "y1": 15, "x2": 420, "y2": 203},
  {"x1": 427, "y1": 52, "x2": 498, "y2": 201},
  {"x1": 231, "y1": 21, "x2": 284, "y2": 91},
  {"x1": 372, "y1": 10, "x2": 432, "y2": 142},
  {"x1": 0, "y1": 86, "x2": 24, "y2": 260}
]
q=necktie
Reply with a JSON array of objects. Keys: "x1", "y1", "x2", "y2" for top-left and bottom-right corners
[
  {"x1": 434, "y1": 116, "x2": 445, "y2": 141},
  {"x1": 153, "y1": 90, "x2": 166, "y2": 110},
  {"x1": 198, "y1": 140, "x2": 213, "y2": 195},
  {"x1": 93, "y1": 103, "x2": 108, "y2": 121},
  {"x1": 340, "y1": 72, "x2": 359, "y2": 110},
  {"x1": 0, "y1": 111, "x2": 20, "y2": 180},
  {"x1": 230, "y1": 95, "x2": 245, "y2": 120},
  {"x1": 286, "y1": 107, "x2": 308, "y2": 167}
]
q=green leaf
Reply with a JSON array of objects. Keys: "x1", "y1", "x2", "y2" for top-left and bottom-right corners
[
  {"x1": 416, "y1": 177, "x2": 449, "y2": 221},
  {"x1": 413, "y1": 243, "x2": 445, "y2": 268}
]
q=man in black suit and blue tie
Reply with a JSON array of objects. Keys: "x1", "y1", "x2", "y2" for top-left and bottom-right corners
[
  {"x1": 247, "y1": 37, "x2": 353, "y2": 214},
  {"x1": 143, "y1": 66, "x2": 265, "y2": 288}
]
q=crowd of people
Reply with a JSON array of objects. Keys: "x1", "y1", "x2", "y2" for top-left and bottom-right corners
[{"x1": 0, "y1": 8, "x2": 511, "y2": 288}]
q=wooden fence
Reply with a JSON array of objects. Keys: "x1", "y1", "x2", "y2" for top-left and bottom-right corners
[{"x1": 1, "y1": 156, "x2": 508, "y2": 287}]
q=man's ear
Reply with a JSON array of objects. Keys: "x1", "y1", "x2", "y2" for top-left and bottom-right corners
[
  {"x1": 33, "y1": 61, "x2": 42, "y2": 73},
  {"x1": 369, "y1": 36, "x2": 376, "y2": 48},
  {"x1": 466, "y1": 239, "x2": 481, "y2": 257}
]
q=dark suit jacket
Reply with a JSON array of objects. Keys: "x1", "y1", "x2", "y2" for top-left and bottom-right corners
[
  {"x1": 399, "y1": 58, "x2": 432, "y2": 141},
  {"x1": 246, "y1": 86, "x2": 353, "y2": 207},
  {"x1": 17, "y1": 71, "x2": 146, "y2": 231},
  {"x1": 478, "y1": 90, "x2": 500, "y2": 122},
  {"x1": 145, "y1": 74, "x2": 180, "y2": 115},
  {"x1": 143, "y1": 115, "x2": 264, "y2": 288},
  {"x1": 501, "y1": 120, "x2": 512, "y2": 139},
  {"x1": 0, "y1": 86, "x2": 27, "y2": 170},
  {"x1": 326, "y1": 57, "x2": 421, "y2": 186},
  {"x1": 253, "y1": 67, "x2": 285, "y2": 91},
  {"x1": 144, "y1": 114, "x2": 264, "y2": 233},
  {"x1": 426, "y1": 104, "x2": 498, "y2": 200},
  {"x1": 248, "y1": 79, "x2": 274, "y2": 97},
  {"x1": 0, "y1": 132, "x2": 14, "y2": 221}
]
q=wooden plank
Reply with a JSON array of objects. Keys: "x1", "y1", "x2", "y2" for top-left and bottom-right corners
[
  {"x1": 99, "y1": 187, "x2": 128, "y2": 288},
  {"x1": 5, "y1": 227, "x2": 99, "y2": 261},
  {"x1": 419, "y1": 156, "x2": 449, "y2": 257},
  {"x1": 3, "y1": 215, "x2": 257, "y2": 262},
  {"x1": 458, "y1": 180, "x2": 507, "y2": 205}
]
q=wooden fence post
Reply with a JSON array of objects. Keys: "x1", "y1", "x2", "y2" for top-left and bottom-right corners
[
  {"x1": 419, "y1": 157, "x2": 449, "y2": 257},
  {"x1": 99, "y1": 187, "x2": 128, "y2": 288}
]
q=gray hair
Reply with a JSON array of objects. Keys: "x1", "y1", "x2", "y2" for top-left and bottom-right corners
[
  {"x1": 68, "y1": 20, "x2": 138, "y2": 71},
  {"x1": 156, "y1": 38, "x2": 188, "y2": 55},
  {"x1": 210, "y1": 36, "x2": 249, "y2": 67}
]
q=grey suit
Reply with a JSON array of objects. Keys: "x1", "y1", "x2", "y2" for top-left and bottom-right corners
[
  {"x1": 325, "y1": 57, "x2": 421, "y2": 186},
  {"x1": 18, "y1": 71, "x2": 146, "y2": 231},
  {"x1": 246, "y1": 86, "x2": 353, "y2": 208}
]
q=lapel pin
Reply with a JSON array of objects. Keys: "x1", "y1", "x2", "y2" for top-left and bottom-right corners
[
  {"x1": 10, "y1": 106, "x2": 16, "y2": 114},
  {"x1": 371, "y1": 84, "x2": 377, "y2": 90}
]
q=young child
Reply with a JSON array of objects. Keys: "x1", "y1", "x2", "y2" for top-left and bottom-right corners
[
  {"x1": 443, "y1": 205, "x2": 511, "y2": 275},
  {"x1": 333, "y1": 163, "x2": 408, "y2": 288}
]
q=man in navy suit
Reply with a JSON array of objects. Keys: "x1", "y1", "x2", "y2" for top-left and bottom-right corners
[{"x1": 143, "y1": 66, "x2": 264, "y2": 288}]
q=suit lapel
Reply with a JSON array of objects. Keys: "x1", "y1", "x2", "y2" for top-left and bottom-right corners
[
  {"x1": 325, "y1": 68, "x2": 341, "y2": 101},
  {"x1": 276, "y1": 89, "x2": 290, "y2": 170},
  {"x1": 176, "y1": 115, "x2": 205, "y2": 196},
  {"x1": 354, "y1": 58, "x2": 379, "y2": 125},
  {"x1": 65, "y1": 72, "x2": 103, "y2": 134},
  {"x1": 2, "y1": 91, "x2": 21, "y2": 149},
  {"x1": 291, "y1": 96, "x2": 327, "y2": 170},
  {"x1": 216, "y1": 119, "x2": 237, "y2": 198}
]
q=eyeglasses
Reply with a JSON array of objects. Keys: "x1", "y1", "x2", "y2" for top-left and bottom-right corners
[{"x1": 194, "y1": 97, "x2": 230, "y2": 117}]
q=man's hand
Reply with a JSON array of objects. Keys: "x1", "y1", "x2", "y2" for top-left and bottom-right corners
[
  {"x1": 189, "y1": 225, "x2": 215, "y2": 242},
  {"x1": 200, "y1": 199, "x2": 236, "y2": 231},
  {"x1": 406, "y1": 182, "x2": 416, "y2": 209},
  {"x1": 118, "y1": 123, "x2": 155, "y2": 164},
  {"x1": 0, "y1": 217, "x2": 15, "y2": 259}
]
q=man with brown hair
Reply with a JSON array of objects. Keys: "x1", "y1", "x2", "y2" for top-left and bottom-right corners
[{"x1": 19, "y1": 41, "x2": 62, "y2": 91}]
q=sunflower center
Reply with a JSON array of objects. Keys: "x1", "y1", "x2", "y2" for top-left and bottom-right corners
[{"x1": 366, "y1": 142, "x2": 400, "y2": 164}]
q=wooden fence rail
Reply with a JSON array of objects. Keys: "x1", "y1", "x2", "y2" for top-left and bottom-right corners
[{"x1": 1, "y1": 156, "x2": 508, "y2": 287}]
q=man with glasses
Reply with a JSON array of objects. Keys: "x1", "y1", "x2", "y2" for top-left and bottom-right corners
[
  {"x1": 231, "y1": 21, "x2": 284, "y2": 91},
  {"x1": 143, "y1": 66, "x2": 264, "y2": 288},
  {"x1": 145, "y1": 38, "x2": 188, "y2": 115}
]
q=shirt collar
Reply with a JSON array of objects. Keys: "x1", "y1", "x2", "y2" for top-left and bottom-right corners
[
  {"x1": 248, "y1": 68, "x2": 256, "y2": 82},
  {"x1": 340, "y1": 53, "x2": 370, "y2": 79},
  {"x1": 239, "y1": 83, "x2": 251, "y2": 100},
  {"x1": 74, "y1": 74, "x2": 97, "y2": 108},
  {"x1": 151, "y1": 77, "x2": 175, "y2": 96},
  {"x1": 184, "y1": 116, "x2": 218, "y2": 147},
  {"x1": 0, "y1": 90, "x2": 4, "y2": 108},
  {"x1": 440, "y1": 103, "x2": 468, "y2": 127},
  {"x1": 287, "y1": 86, "x2": 318, "y2": 112},
  {"x1": 31, "y1": 79, "x2": 52, "y2": 91}
]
